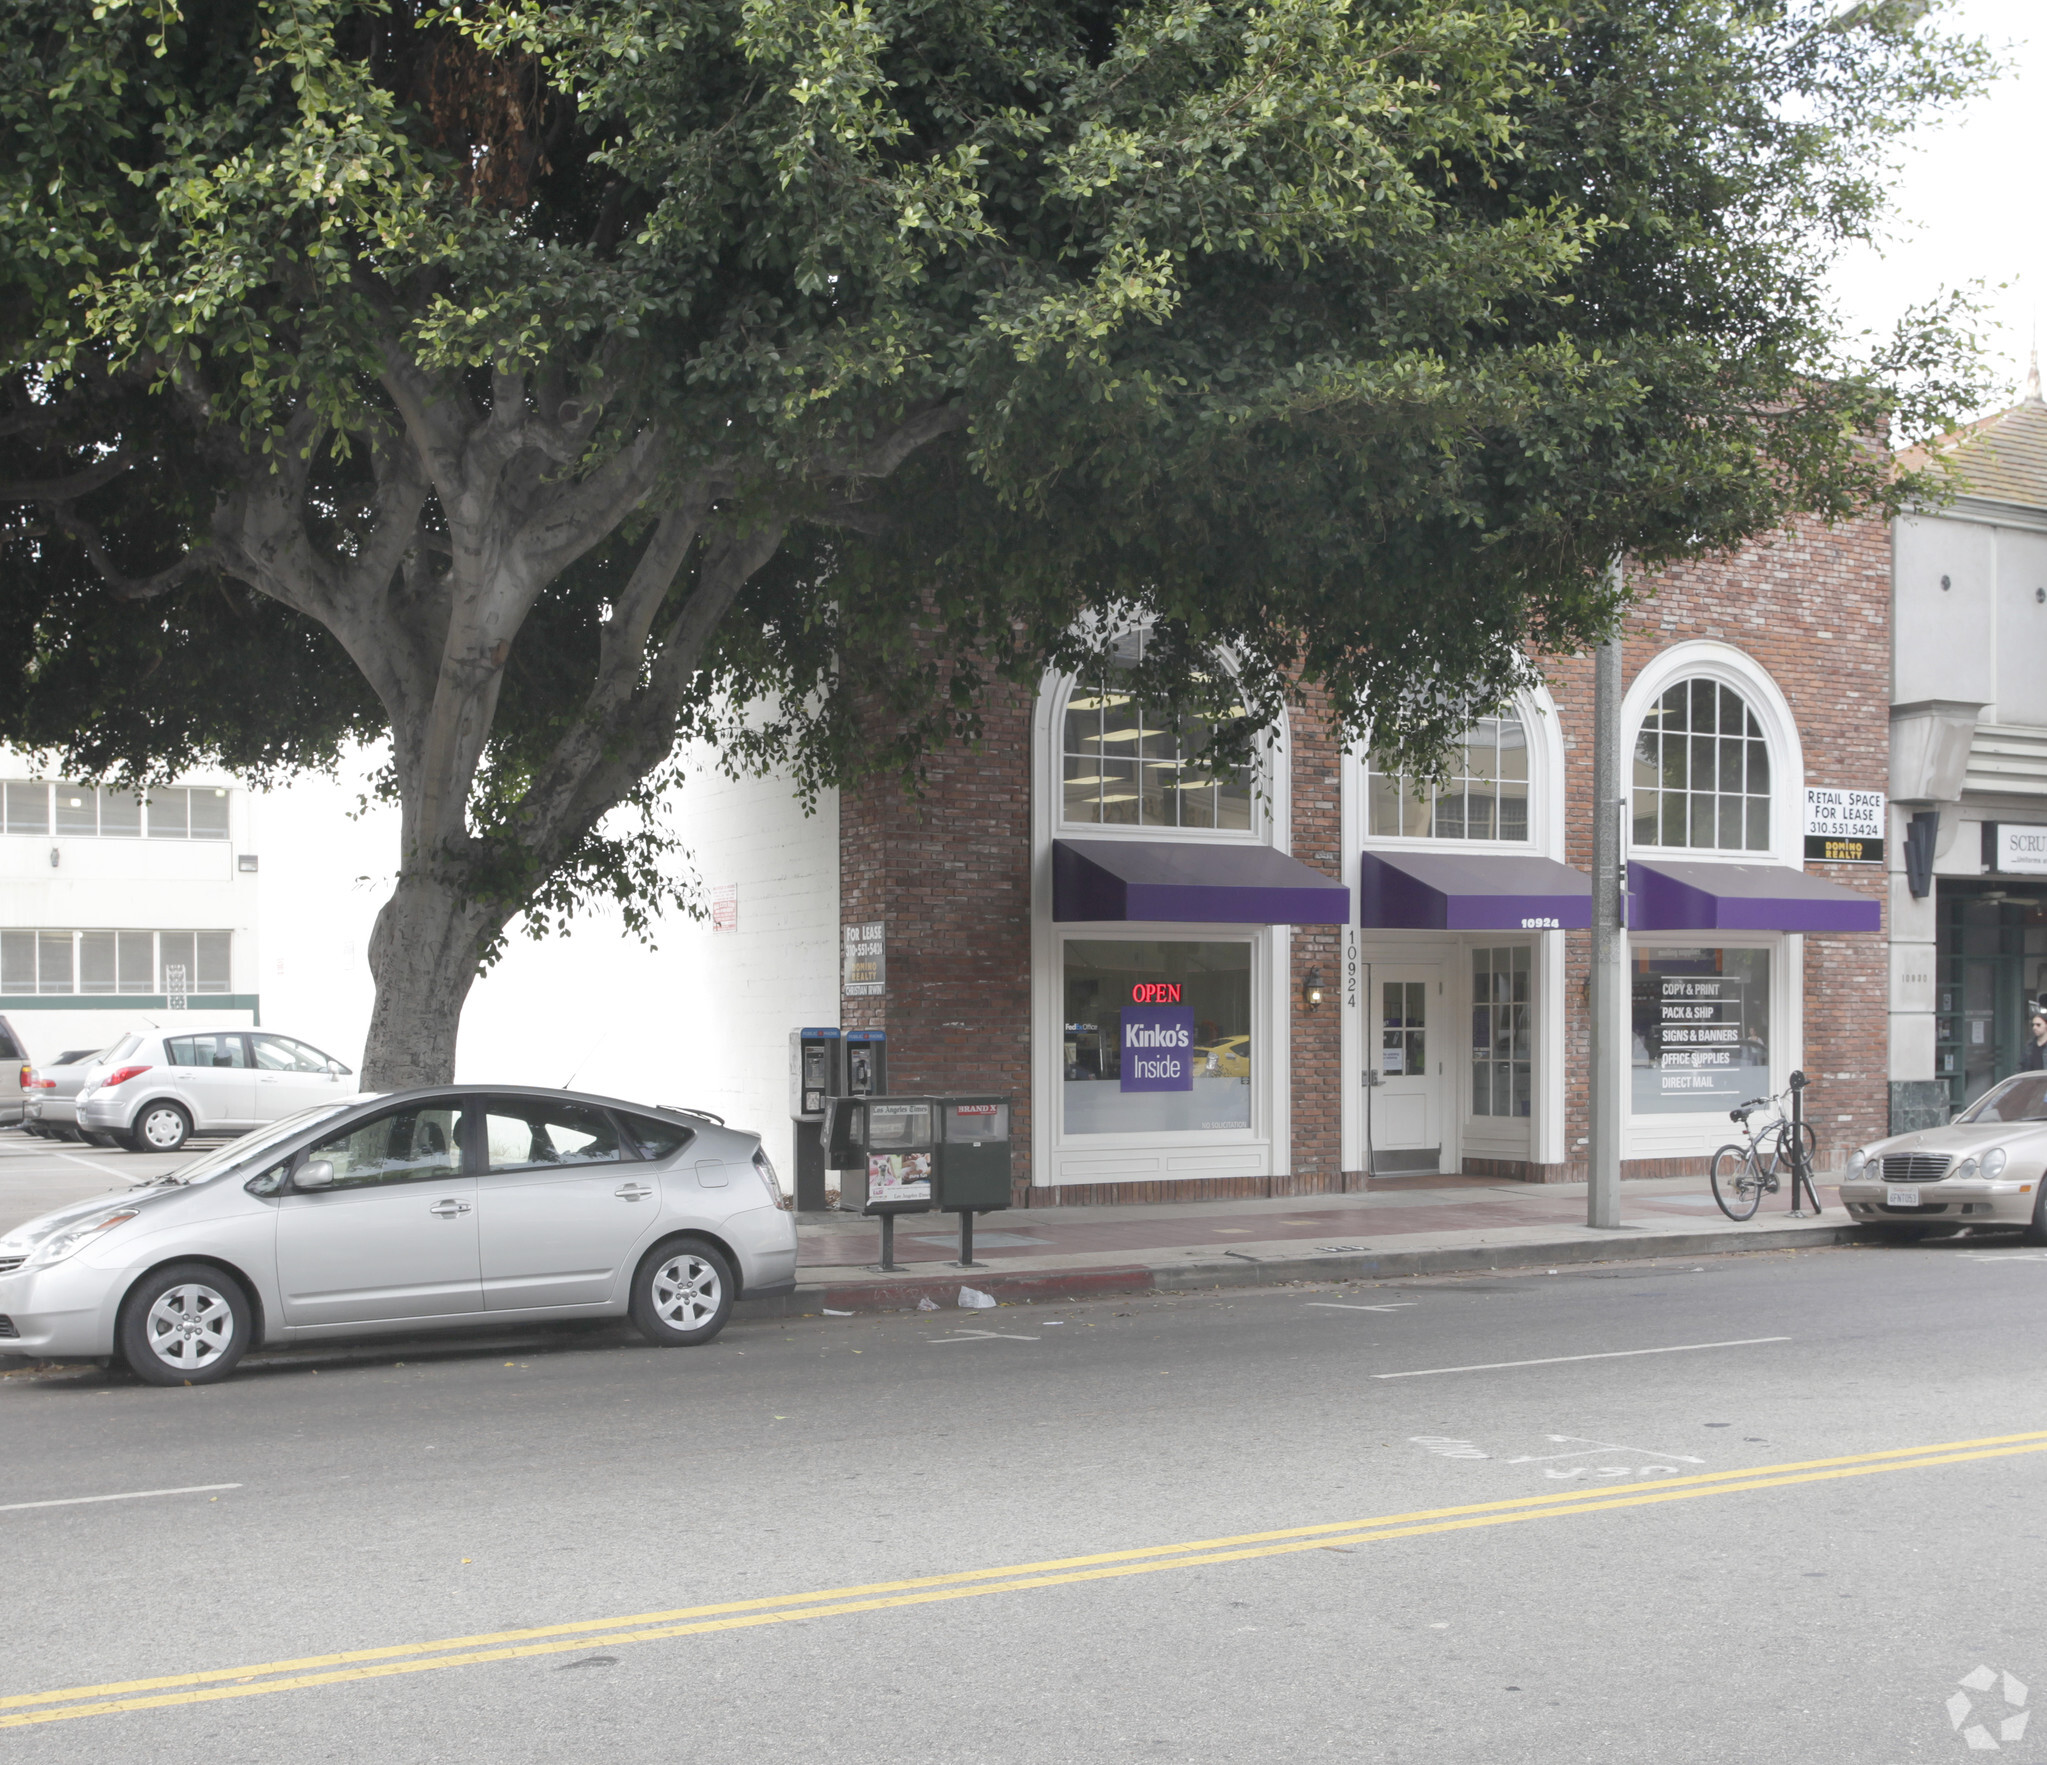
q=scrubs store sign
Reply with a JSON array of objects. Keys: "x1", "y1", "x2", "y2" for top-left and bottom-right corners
[{"x1": 1122, "y1": 1005, "x2": 1195, "y2": 1092}]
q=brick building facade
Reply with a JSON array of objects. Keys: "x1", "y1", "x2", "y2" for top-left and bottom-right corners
[{"x1": 827, "y1": 512, "x2": 1889, "y2": 1206}]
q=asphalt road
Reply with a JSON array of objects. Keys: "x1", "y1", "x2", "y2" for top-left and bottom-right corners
[{"x1": 4, "y1": 1237, "x2": 2044, "y2": 1763}]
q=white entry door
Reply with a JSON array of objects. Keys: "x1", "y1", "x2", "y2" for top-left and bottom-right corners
[{"x1": 1371, "y1": 966, "x2": 1442, "y2": 1173}]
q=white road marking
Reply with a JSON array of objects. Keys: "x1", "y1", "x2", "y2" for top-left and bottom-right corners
[
  {"x1": 0, "y1": 1482, "x2": 242, "y2": 1514},
  {"x1": 54, "y1": 1150, "x2": 140, "y2": 1180},
  {"x1": 1372, "y1": 1337, "x2": 1791, "y2": 1379},
  {"x1": 1507, "y1": 1434, "x2": 1705, "y2": 1466},
  {"x1": 1958, "y1": 1253, "x2": 2047, "y2": 1263},
  {"x1": 1308, "y1": 1302, "x2": 1418, "y2": 1313},
  {"x1": 930, "y1": 1329, "x2": 1041, "y2": 1343}
]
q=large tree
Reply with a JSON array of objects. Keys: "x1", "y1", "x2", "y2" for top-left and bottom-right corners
[{"x1": 0, "y1": 0, "x2": 1988, "y2": 1084}]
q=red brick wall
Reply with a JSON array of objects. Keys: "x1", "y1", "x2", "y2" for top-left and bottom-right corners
[
  {"x1": 838, "y1": 678, "x2": 1037, "y2": 1195},
  {"x1": 1544, "y1": 510, "x2": 1891, "y2": 1178},
  {"x1": 839, "y1": 674, "x2": 1356, "y2": 1207}
]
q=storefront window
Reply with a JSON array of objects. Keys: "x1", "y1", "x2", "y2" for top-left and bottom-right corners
[
  {"x1": 1366, "y1": 714, "x2": 1529, "y2": 840},
  {"x1": 1471, "y1": 946, "x2": 1532, "y2": 1117},
  {"x1": 1063, "y1": 939, "x2": 1252, "y2": 1133},
  {"x1": 1061, "y1": 656, "x2": 1254, "y2": 832},
  {"x1": 1630, "y1": 947, "x2": 1770, "y2": 1114},
  {"x1": 1631, "y1": 680, "x2": 1770, "y2": 852}
]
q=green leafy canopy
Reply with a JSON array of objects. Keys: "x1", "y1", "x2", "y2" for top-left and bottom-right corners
[{"x1": 0, "y1": 0, "x2": 1996, "y2": 906}]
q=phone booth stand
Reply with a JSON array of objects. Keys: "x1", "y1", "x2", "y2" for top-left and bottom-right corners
[{"x1": 787, "y1": 1028, "x2": 843, "y2": 1212}]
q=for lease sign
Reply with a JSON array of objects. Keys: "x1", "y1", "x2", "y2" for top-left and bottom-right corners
[{"x1": 1804, "y1": 787, "x2": 1885, "y2": 863}]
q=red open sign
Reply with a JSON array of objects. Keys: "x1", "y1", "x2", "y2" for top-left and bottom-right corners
[{"x1": 1130, "y1": 983, "x2": 1183, "y2": 1005}]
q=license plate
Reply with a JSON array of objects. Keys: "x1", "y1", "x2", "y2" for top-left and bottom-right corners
[{"x1": 1886, "y1": 1186, "x2": 1921, "y2": 1207}]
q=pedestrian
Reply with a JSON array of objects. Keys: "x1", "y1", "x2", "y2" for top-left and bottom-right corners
[{"x1": 2023, "y1": 1005, "x2": 2047, "y2": 1072}]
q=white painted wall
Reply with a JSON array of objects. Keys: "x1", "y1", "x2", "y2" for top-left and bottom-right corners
[{"x1": 248, "y1": 744, "x2": 839, "y2": 1184}]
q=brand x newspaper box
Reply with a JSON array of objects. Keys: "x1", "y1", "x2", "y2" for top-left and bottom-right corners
[{"x1": 824, "y1": 1095, "x2": 1012, "y2": 1215}]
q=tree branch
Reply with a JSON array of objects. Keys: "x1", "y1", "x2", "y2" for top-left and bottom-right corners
[
  {"x1": 46, "y1": 504, "x2": 224, "y2": 602},
  {"x1": 0, "y1": 453, "x2": 131, "y2": 503}
]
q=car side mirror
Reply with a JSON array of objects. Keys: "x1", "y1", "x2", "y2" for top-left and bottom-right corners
[
  {"x1": 296, "y1": 1159, "x2": 337, "y2": 1192},
  {"x1": 328, "y1": 1061, "x2": 349, "y2": 1077}
]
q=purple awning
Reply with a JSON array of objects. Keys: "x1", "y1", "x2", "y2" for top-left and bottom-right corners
[
  {"x1": 1052, "y1": 839, "x2": 1350, "y2": 925},
  {"x1": 1358, "y1": 850, "x2": 1592, "y2": 931},
  {"x1": 1628, "y1": 859, "x2": 1881, "y2": 933}
]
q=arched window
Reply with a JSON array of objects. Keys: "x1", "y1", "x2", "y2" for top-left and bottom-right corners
[
  {"x1": 1365, "y1": 713, "x2": 1530, "y2": 841},
  {"x1": 1631, "y1": 679, "x2": 1770, "y2": 851},
  {"x1": 1059, "y1": 647, "x2": 1255, "y2": 832}
]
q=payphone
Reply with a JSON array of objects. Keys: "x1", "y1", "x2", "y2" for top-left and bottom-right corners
[
  {"x1": 824, "y1": 1092, "x2": 1011, "y2": 1271},
  {"x1": 831, "y1": 1029, "x2": 887, "y2": 1210},
  {"x1": 788, "y1": 1027, "x2": 842, "y2": 1211}
]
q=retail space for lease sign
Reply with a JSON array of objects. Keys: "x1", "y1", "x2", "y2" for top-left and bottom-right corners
[{"x1": 1803, "y1": 788, "x2": 1885, "y2": 863}]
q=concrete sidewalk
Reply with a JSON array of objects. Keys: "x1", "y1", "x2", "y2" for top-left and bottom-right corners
[{"x1": 745, "y1": 1174, "x2": 1863, "y2": 1315}]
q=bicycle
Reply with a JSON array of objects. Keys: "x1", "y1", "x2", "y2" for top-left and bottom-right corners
[{"x1": 1710, "y1": 1092, "x2": 1820, "y2": 1221}]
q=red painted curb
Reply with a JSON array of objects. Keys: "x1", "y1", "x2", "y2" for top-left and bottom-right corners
[{"x1": 813, "y1": 1265, "x2": 1157, "y2": 1313}]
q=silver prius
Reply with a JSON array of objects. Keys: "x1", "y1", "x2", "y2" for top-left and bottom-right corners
[
  {"x1": 0, "y1": 1086, "x2": 797, "y2": 1385},
  {"x1": 1839, "y1": 1071, "x2": 2047, "y2": 1239}
]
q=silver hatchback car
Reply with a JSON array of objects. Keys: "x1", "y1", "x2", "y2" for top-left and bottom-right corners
[
  {"x1": 75, "y1": 1027, "x2": 354, "y2": 1152},
  {"x1": 0, "y1": 1086, "x2": 797, "y2": 1384}
]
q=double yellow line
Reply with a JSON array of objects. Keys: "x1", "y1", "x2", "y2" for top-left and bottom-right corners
[{"x1": 8, "y1": 1428, "x2": 2047, "y2": 1730}]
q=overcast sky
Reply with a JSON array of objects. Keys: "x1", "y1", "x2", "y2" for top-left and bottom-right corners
[{"x1": 1825, "y1": 0, "x2": 2044, "y2": 425}]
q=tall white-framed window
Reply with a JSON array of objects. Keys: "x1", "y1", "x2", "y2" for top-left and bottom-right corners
[
  {"x1": 1631, "y1": 680, "x2": 1771, "y2": 852},
  {"x1": 1052, "y1": 633, "x2": 1271, "y2": 843},
  {"x1": 1031, "y1": 635, "x2": 1293, "y2": 1187},
  {"x1": 1348, "y1": 687, "x2": 1567, "y2": 860},
  {"x1": 1621, "y1": 642, "x2": 1804, "y2": 868},
  {"x1": 1366, "y1": 713, "x2": 1532, "y2": 841}
]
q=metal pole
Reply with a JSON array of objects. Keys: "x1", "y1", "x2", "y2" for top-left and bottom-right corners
[
  {"x1": 1588, "y1": 630, "x2": 1624, "y2": 1229},
  {"x1": 955, "y1": 1209, "x2": 985, "y2": 1268},
  {"x1": 877, "y1": 1212, "x2": 900, "y2": 1273}
]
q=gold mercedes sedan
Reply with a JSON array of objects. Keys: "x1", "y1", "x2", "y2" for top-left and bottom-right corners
[{"x1": 1839, "y1": 1072, "x2": 2047, "y2": 1239}]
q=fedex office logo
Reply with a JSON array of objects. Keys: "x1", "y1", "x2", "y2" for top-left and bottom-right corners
[{"x1": 1122, "y1": 1006, "x2": 1195, "y2": 1093}]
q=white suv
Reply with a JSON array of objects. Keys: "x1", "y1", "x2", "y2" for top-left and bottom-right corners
[{"x1": 75, "y1": 1028, "x2": 355, "y2": 1153}]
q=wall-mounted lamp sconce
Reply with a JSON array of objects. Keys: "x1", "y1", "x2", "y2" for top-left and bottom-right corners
[
  {"x1": 47, "y1": 846, "x2": 59, "y2": 869},
  {"x1": 1302, "y1": 967, "x2": 1325, "y2": 1011}
]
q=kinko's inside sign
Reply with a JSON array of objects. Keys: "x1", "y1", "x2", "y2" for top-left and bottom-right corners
[{"x1": 1121, "y1": 1004, "x2": 1195, "y2": 1092}]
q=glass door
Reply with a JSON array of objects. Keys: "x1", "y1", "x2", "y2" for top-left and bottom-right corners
[{"x1": 1370, "y1": 967, "x2": 1441, "y2": 1173}]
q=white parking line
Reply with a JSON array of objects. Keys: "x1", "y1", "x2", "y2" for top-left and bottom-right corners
[
  {"x1": 1372, "y1": 1337, "x2": 1791, "y2": 1380},
  {"x1": 930, "y1": 1329, "x2": 1041, "y2": 1343},
  {"x1": 54, "y1": 1151, "x2": 140, "y2": 1181},
  {"x1": 1308, "y1": 1302, "x2": 1417, "y2": 1313},
  {"x1": 0, "y1": 1483, "x2": 243, "y2": 1515}
]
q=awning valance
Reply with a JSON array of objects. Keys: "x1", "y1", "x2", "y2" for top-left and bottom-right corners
[
  {"x1": 1628, "y1": 859, "x2": 1881, "y2": 933},
  {"x1": 1358, "y1": 850, "x2": 1592, "y2": 931},
  {"x1": 1052, "y1": 838, "x2": 1350, "y2": 925}
]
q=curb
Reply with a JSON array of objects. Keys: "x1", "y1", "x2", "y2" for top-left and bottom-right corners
[{"x1": 735, "y1": 1218, "x2": 1866, "y2": 1318}]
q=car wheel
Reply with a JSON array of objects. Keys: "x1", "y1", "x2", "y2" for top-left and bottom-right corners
[
  {"x1": 2024, "y1": 1185, "x2": 2047, "y2": 1248},
  {"x1": 628, "y1": 1239, "x2": 736, "y2": 1346},
  {"x1": 118, "y1": 1263, "x2": 251, "y2": 1386},
  {"x1": 131, "y1": 1102, "x2": 192, "y2": 1153}
]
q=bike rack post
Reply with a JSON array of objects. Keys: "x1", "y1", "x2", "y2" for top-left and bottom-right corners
[{"x1": 1787, "y1": 1070, "x2": 1821, "y2": 1217}]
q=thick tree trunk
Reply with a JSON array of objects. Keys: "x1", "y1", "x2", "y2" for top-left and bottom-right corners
[{"x1": 361, "y1": 870, "x2": 502, "y2": 1090}]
